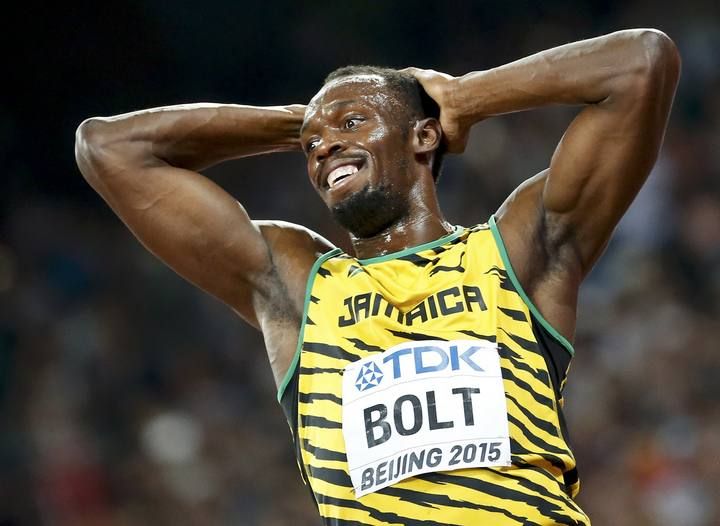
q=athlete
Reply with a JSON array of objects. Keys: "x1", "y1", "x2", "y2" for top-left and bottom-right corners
[{"x1": 75, "y1": 29, "x2": 680, "y2": 525}]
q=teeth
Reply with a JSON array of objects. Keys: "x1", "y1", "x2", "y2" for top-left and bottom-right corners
[{"x1": 328, "y1": 164, "x2": 359, "y2": 187}]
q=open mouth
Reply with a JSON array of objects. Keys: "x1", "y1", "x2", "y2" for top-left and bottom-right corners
[{"x1": 326, "y1": 161, "x2": 365, "y2": 189}]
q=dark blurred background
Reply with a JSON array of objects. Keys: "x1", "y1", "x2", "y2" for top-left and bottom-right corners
[{"x1": 2, "y1": 1, "x2": 719, "y2": 524}]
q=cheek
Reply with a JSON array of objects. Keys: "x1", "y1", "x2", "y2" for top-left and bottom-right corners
[
  {"x1": 366, "y1": 126, "x2": 409, "y2": 164},
  {"x1": 367, "y1": 127, "x2": 390, "y2": 143}
]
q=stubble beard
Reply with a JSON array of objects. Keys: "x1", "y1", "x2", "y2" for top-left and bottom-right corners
[{"x1": 331, "y1": 182, "x2": 409, "y2": 239}]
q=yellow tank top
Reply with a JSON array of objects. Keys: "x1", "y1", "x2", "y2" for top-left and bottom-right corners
[{"x1": 278, "y1": 218, "x2": 591, "y2": 525}]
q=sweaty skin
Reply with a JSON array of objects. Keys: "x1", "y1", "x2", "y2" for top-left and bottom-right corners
[
  {"x1": 74, "y1": 29, "x2": 680, "y2": 390},
  {"x1": 301, "y1": 74, "x2": 452, "y2": 251}
]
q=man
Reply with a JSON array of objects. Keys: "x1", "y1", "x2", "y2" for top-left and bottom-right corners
[{"x1": 75, "y1": 29, "x2": 679, "y2": 525}]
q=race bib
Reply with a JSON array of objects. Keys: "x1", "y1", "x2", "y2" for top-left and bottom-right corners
[{"x1": 342, "y1": 339, "x2": 511, "y2": 497}]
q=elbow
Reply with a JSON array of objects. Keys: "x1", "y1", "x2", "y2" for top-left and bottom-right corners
[
  {"x1": 75, "y1": 116, "x2": 150, "y2": 183},
  {"x1": 632, "y1": 29, "x2": 681, "y2": 90},
  {"x1": 74, "y1": 117, "x2": 110, "y2": 181},
  {"x1": 641, "y1": 29, "x2": 681, "y2": 78}
]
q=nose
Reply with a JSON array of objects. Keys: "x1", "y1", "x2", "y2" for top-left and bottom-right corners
[{"x1": 314, "y1": 136, "x2": 345, "y2": 162}]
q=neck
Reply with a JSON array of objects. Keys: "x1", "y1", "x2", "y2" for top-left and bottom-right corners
[{"x1": 351, "y1": 208, "x2": 452, "y2": 260}]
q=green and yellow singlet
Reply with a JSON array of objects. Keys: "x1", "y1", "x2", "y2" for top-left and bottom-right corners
[{"x1": 278, "y1": 218, "x2": 591, "y2": 525}]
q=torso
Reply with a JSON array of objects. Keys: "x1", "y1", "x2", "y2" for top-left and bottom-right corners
[
  {"x1": 279, "y1": 222, "x2": 590, "y2": 526},
  {"x1": 255, "y1": 171, "x2": 581, "y2": 389}
]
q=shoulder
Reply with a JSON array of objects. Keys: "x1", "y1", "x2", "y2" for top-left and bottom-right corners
[
  {"x1": 495, "y1": 170, "x2": 547, "y2": 223},
  {"x1": 493, "y1": 171, "x2": 547, "y2": 270},
  {"x1": 495, "y1": 169, "x2": 582, "y2": 282},
  {"x1": 492, "y1": 170, "x2": 582, "y2": 342},
  {"x1": 254, "y1": 220, "x2": 335, "y2": 256},
  {"x1": 243, "y1": 221, "x2": 336, "y2": 327},
  {"x1": 253, "y1": 220, "x2": 335, "y2": 274}
]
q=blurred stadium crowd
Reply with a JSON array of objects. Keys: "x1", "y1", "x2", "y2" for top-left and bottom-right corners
[{"x1": 2, "y1": 1, "x2": 718, "y2": 525}]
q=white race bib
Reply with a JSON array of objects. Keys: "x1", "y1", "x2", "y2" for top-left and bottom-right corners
[{"x1": 342, "y1": 339, "x2": 511, "y2": 497}]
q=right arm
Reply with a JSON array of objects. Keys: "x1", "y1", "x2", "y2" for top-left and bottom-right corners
[{"x1": 75, "y1": 103, "x2": 332, "y2": 329}]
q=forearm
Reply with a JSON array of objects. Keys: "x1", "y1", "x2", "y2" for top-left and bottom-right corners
[
  {"x1": 449, "y1": 29, "x2": 678, "y2": 124},
  {"x1": 76, "y1": 103, "x2": 305, "y2": 174}
]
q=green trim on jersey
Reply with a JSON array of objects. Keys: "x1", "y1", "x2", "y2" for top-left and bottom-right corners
[
  {"x1": 277, "y1": 248, "x2": 343, "y2": 402},
  {"x1": 357, "y1": 225, "x2": 463, "y2": 265},
  {"x1": 489, "y1": 215, "x2": 575, "y2": 356},
  {"x1": 288, "y1": 222, "x2": 588, "y2": 524}
]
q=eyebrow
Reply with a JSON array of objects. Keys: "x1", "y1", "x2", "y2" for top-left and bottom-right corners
[{"x1": 326, "y1": 99, "x2": 359, "y2": 111}]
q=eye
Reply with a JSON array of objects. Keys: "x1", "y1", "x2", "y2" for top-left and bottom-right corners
[
  {"x1": 343, "y1": 117, "x2": 362, "y2": 130},
  {"x1": 305, "y1": 139, "x2": 319, "y2": 153}
]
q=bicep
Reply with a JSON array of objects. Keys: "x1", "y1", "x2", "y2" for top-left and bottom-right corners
[{"x1": 543, "y1": 55, "x2": 679, "y2": 271}]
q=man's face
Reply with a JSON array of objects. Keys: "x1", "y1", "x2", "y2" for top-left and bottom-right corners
[{"x1": 301, "y1": 75, "x2": 416, "y2": 238}]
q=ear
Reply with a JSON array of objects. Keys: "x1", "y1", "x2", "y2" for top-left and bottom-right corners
[{"x1": 411, "y1": 118, "x2": 442, "y2": 154}]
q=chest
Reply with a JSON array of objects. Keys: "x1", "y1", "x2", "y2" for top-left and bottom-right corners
[{"x1": 307, "y1": 245, "x2": 515, "y2": 342}]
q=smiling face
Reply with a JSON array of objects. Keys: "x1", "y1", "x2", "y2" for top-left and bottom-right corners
[{"x1": 301, "y1": 75, "x2": 420, "y2": 238}]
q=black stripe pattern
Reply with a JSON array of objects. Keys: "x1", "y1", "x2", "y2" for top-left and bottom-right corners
[{"x1": 284, "y1": 224, "x2": 590, "y2": 525}]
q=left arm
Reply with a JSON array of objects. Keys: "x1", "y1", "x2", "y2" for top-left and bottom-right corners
[
  {"x1": 412, "y1": 28, "x2": 680, "y2": 273},
  {"x1": 410, "y1": 29, "x2": 681, "y2": 339}
]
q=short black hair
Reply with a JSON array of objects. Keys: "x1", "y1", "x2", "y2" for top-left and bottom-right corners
[{"x1": 323, "y1": 65, "x2": 445, "y2": 182}]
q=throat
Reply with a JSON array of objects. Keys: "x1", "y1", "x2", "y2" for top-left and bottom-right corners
[{"x1": 351, "y1": 214, "x2": 453, "y2": 261}]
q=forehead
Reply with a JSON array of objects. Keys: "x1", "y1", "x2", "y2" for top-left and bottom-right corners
[{"x1": 305, "y1": 74, "x2": 402, "y2": 123}]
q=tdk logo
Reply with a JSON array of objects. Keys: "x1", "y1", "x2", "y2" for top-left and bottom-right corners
[
  {"x1": 356, "y1": 344, "x2": 485, "y2": 391},
  {"x1": 356, "y1": 362, "x2": 384, "y2": 391}
]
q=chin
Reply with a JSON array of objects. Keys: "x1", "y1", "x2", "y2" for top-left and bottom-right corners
[{"x1": 331, "y1": 183, "x2": 408, "y2": 239}]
